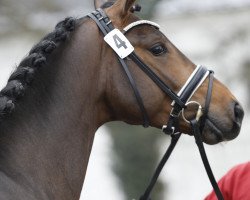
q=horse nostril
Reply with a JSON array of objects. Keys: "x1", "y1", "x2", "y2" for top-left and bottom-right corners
[{"x1": 234, "y1": 103, "x2": 244, "y2": 123}]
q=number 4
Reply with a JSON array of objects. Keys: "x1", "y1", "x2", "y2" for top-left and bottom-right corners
[{"x1": 113, "y1": 34, "x2": 128, "y2": 49}]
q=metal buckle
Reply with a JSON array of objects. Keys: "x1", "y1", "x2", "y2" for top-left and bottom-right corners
[
  {"x1": 162, "y1": 125, "x2": 175, "y2": 135},
  {"x1": 106, "y1": 20, "x2": 112, "y2": 25},
  {"x1": 169, "y1": 107, "x2": 181, "y2": 118},
  {"x1": 98, "y1": 16, "x2": 104, "y2": 21},
  {"x1": 182, "y1": 101, "x2": 203, "y2": 124}
]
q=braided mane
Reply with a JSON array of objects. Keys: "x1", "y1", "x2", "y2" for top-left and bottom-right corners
[{"x1": 0, "y1": 17, "x2": 77, "y2": 121}]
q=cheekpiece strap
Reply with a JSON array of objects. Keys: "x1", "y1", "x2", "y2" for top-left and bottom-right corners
[{"x1": 88, "y1": 9, "x2": 150, "y2": 127}]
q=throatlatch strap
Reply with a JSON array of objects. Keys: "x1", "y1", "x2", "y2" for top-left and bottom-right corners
[{"x1": 191, "y1": 120, "x2": 224, "y2": 200}]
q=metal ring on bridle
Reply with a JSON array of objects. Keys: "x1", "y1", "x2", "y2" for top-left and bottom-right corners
[{"x1": 182, "y1": 101, "x2": 203, "y2": 124}]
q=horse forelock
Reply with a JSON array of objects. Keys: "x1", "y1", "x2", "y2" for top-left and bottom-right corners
[{"x1": 0, "y1": 17, "x2": 79, "y2": 122}]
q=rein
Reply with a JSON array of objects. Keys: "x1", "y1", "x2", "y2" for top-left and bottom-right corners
[{"x1": 88, "y1": 9, "x2": 224, "y2": 200}]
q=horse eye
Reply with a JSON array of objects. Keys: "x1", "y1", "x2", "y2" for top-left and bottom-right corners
[{"x1": 150, "y1": 44, "x2": 167, "y2": 56}]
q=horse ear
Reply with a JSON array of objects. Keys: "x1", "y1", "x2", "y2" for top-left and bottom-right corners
[{"x1": 94, "y1": 0, "x2": 108, "y2": 9}]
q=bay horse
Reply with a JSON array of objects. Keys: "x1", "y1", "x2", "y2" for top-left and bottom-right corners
[{"x1": 0, "y1": 0, "x2": 244, "y2": 199}]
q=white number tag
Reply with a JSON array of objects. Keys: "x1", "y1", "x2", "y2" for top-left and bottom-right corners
[{"x1": 104, "y1": 29, "x2": 134, "y2": 59}]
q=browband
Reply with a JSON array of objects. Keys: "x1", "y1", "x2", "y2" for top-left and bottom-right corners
[{"x1": 123, "y1": 20, "x2": 160, "y2": 33}]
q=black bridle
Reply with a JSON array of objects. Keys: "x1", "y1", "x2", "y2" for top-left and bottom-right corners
[{"x1": 88, "y1": 9, "x2": 224, "y2": 200}]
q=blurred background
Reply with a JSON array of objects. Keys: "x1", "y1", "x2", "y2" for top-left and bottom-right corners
[{"x1": 0, "y1": 0, "x2": 250, "y2": 199}]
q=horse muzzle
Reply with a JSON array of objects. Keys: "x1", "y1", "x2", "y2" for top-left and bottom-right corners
[{"x1": 202, "y1": 101, "x2": 244, "y2": 144}]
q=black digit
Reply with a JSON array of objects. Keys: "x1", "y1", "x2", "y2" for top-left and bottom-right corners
[{"x1": 113, "y1": 34, "x2": 127, "y2": 49}]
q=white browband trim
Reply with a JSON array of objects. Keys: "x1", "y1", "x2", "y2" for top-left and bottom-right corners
[
  {"x1": 123, "y1": 20, "x2": 160, "y2": 33},
  {"x1": 171, "y1": 65, "x2": 210, "y2": 106}
]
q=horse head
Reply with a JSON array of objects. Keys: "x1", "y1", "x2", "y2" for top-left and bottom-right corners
[{"x1": 93, "y1": 0, "x2": 244, "y2": 144}]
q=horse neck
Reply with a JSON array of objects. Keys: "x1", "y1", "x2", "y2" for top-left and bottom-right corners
[{"x1": 0, "y1": 18, "x2": 108, "y2": 200}]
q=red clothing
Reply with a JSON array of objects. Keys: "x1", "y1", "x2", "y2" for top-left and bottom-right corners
[{"x1": 205, "y1": 162, "x2": 250, "y2": 200}]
